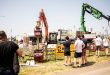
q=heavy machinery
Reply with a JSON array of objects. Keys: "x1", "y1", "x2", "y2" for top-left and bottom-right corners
[
  {"x1": 80, "y1": 3, "x2": 110, "y2": 33},
  {"x1": 34, "y1": 9, "x2": 58, "y2": 46},
  {"x1": 34, "y1": 9, "x2": 48, "y2": 45},
  {"x1": 48, "y1": 32, "x2": 58, "y2": 44},
  {"x1": 34, "y1": 9, "x2": 58, "y2": 62},
  {"x1": 34, "y1": 9, "x2": 75, "y2": 61},
  {"x1": 57, "y1": 29, "x2": 68, "y2": 43},
  {"x1": 57, "y1": 29, "x2": 74, "y2": 44},
  {"x1": 80, "y1": 3, "x2": 110, "y2": 52},
  {"x1": 79, "y1": 3, "x2": 110, "y2": 43},
  {"x1": 34, "y1": 9, "x2": 49, "y2": 62}
]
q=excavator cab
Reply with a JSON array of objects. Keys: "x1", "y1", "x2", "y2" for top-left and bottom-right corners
[
  {"x1": 48, "y1": 32, "x2": 58, "y2": 44},
  {"x1": 34, "y1": 20, "x2": 42, "y2": 37}
]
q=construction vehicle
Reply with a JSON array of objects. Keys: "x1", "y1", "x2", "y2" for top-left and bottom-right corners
[
  {"x1": 34, "y1": 9, "x2": 58, "y2": 61},
  {"x1": 80, "y1": 3, "x2": 110, "y2": 33},
  {"x1": 57, "y1": 29, "x2": 74, "y2": 44},
  {"x1": 34, "y1": 9, "x2": 58, "y2": 46},
  {"x1": 34, "y1": 9, "x2": 49, "y2": 62},
  {"x1": 34, "y1": 9, "x2": 76, "y2": 61},
  {"x1": 57, "y1": 29, "x2": 68, "y2": 44},
  {"x1": 34, "y1": 9, "x2": 48, "y2": 44},
  {"x1": 79, "y1": 3, "x2": 110, "y2": 52},
  {"x1": 48, "y1": 32, "x2": 58, "y2": 44},
  {"x1": 79, "y1": 3, "x2": 110, "y2": 43}
]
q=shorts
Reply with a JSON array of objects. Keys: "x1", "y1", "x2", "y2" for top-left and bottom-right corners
[
  {"x1": 64, "y1": 51, "x2": 70, "y2": 56},
  {"x1": 96, "y1": 46, "x2": 101, "y2": 51},
  {"x1": 82, "y1": 49, "x2": 86, "y2": 56},
  {"x1": 74, "y1": 52, "x2": 82, "y2": 58},
  {"x1": 104, "y1": 46, "x2": 108, "y2": 48}
]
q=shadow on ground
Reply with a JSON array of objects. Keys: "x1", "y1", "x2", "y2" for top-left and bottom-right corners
[
  {"x1": 85, "y1": 61, "x2": 95, "y2": 67},
  {"x1": 70, "y1": 61, "x2": 95, "y2": 68}
]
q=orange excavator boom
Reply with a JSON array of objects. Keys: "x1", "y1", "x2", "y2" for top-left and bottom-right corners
[{"x1": 38, "y1": 9, "x2": 48, "y2": 41}]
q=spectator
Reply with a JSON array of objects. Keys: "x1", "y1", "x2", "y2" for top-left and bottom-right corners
[
  {"x1": 73, "y1": 35, "x2": 85, "y2": 67},
  {"x1": 103, "y1": 36, "x2": 110, "y2": 56},
  {"x1": 63, "y1": 36, "x2": 71, "y2": 66},
  {"x1": 94, "y1": 35, "x2": 103, "y2": 57},
  {"x1": 81, "y1": 35, "x2": 87, "y2": 66},
  {"x1": 0, "y1": 31, "x2": 22, "y2": 75}
]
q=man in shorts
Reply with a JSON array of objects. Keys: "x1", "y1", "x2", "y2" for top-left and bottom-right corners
[
  {"x1": 81, "y1": 35, "x2": 87, "y2": 66},
  {"x1": 63, "y1": 36, "x2": 71, "y2": 66},
  {"x1": 73, "y1": 35, "x2": 85, "y2": 67}
]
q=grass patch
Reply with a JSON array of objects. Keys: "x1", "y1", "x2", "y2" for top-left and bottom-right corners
[{"x1": 19, "y1": 49, "x2": 110, "y2": 75}]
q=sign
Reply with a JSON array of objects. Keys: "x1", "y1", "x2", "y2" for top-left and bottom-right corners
[
  {"x1": 35, "y1": 31, "x2": 41, "y2": 36},
  {"x1": 34, "y1": 28, "x2": 42, "y2": 36}
]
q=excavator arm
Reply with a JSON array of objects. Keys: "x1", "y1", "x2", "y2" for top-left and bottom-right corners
[
  {"x1": 80, "y1": 3, "x2": 110, "y2": 33},
  {"x1": 34, "y1": 9, "x2": 48, "y2": 42},
  {"x1": 39, "y1": 9, "x2": 48, "y2": 40},
  {"x1": 34, "y1": 9, "x2": 49, "y2": 61}
]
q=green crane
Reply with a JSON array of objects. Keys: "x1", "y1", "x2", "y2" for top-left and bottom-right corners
[{"x1": 80, "y1": 3, "x2": 110, "y2": 33}]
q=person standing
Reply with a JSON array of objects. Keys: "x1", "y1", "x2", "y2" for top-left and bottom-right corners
[
  {"x1": 81, "y1": 35, "x2": 87, "y2": 66},
  {"x1": 73, "y1": 35, "x2": 85, "y2": 67},
  {"x1": 0, "y1": 31, "x2": 22, "y2": 75},
  {"x1": 103, "y1": 36, "x2": 110, "y2": 56},
  {"x1": 94, "y1": 35, "x2": 103, "y2": 57},
  {"x1": 63, "y1": 36, "x2": 71, "y2": 66}
]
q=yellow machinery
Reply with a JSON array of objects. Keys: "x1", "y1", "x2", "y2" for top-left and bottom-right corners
[
  {"x1": 55, "y1": 44, "x2": 74, "y2": 53},
  {"x1": 54, "y1": 43, "x2": 75, "y2": 59}
]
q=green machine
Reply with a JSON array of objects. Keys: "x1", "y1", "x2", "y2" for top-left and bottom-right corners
[{"x1": 80, "y1": 3, "x2": 110, "y2": 33}]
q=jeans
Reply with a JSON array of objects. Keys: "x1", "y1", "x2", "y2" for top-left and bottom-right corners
[{"x1": 0, "y1": 68, "x2": 15, "y2": 75}]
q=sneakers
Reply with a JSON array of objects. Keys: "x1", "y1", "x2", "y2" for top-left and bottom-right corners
[
  {"x1": 72, "y1": 65, "x2": 77, "y2": 68},
  {"x1": 72, "y1": 65, "x2": 81, "y2": 68},
  {"x1": 64, "y1": 63, "x2": 71, "y2": 66},
  {"x1": 81, "y1": 62, "x2": 88, "y2": 67},
  {"x1": 81, "y1": 64, "x2": 86, "y2": 67}
]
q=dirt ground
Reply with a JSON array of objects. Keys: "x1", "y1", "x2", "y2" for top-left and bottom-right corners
[{"x1": 52, "y1": 61, "x2": 110, "y2": 75}]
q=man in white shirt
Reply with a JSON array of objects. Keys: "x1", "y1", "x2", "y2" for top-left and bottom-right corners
[{"x1": 73, "y1": 35, "x2": 85, "y2": 67}]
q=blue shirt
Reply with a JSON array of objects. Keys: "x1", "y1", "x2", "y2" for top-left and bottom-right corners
[{"x1": 63, "y1": 40, "x2": 71, "y2": 52}]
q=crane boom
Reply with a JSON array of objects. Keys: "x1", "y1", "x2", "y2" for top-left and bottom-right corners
[
  {"x1": 80, "y1": 3, "x2": 110, "y2": 33},
  {"x1": 34, "y1": 9, "x2": 49, "y2": 61},
  {"x1": 39, "y1": 9, "x2": 48, "y2": 40},
  {"x1": 38, "y1": 9, "x2": 48, "y2": 41},
  {"x1": 34, "y1": 9, "x2": 48, "y2": 42}
]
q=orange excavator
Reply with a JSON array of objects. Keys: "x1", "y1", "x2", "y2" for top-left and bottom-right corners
[
  {"x1": 34, "y1": 9, "x2": 48, "y2": 43},
  {"x1": 34, "y1": 9, "x2": 57, "y2": 45},
  {"x1": 34, "y1": 9, "x2": 49, "y2": 62}
]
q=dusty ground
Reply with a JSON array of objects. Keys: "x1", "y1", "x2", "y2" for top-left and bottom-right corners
[{"x1": 52, "y1": 60, "x2": 110, "y2": 75}]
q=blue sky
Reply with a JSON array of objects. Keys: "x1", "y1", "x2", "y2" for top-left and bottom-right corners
[{"x1": 0, "y1": 0, "x2": 110, "y2": 37}]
